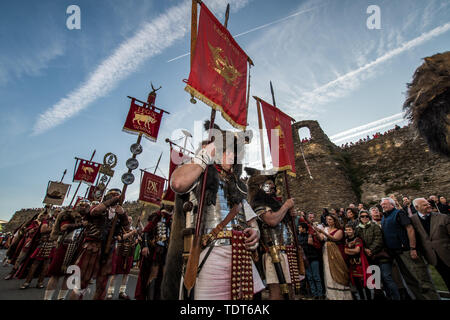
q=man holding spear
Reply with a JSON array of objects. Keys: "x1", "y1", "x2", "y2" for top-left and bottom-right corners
[
  {"x1": 68, "y1": 188, "x2": 130, "y2": 300},
  {"x1": 169, "y1": 121, "x2": 264, "y2": 300}
]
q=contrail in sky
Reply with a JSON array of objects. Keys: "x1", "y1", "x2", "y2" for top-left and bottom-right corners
[
  {"x1": 166, "y1": 5, "x2": 323, "y2": 63},
  {"x1": 33, "y1": 0, "x2": 251, "y2": 135}
]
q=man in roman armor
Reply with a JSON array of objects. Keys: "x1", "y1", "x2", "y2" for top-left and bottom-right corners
[
  {"x1": 20, "y1": 208, "x2": 57, "y2": 289},
  {"x1": 68, "y1": 189, "x2": 130, "y2": 300},
  {"x1": 4, "y1": 206, "x2": 48, "y2": 280},
  {"x1": 245, "y1": 168, "x2": 299, "y2": 300},
  {"x1": 106, "y1": 215, "x2": 138, "y2": 300},
  {"x1": 162, "y1": 121, "x2": 264, "y2": 300},
  {"x1": 44, "y1": 200, "x2": 88, "y2": 300},
  {"x1": 135, "y1": 205, "x2": 173, "y2": 300}
]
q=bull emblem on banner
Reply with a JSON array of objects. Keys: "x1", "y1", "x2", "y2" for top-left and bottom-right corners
[
  {"x1": 82, "y1": 166, "x2": 94, "y2": 175},
  {"x1": 133, "y1": 112, "x2": 157, "y2": 129}
]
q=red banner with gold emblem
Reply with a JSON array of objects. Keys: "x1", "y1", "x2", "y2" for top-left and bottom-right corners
[
  {"x1": 139, "y1": 171, "x2": 166, "y2": 206},
  {"x1": 161, "y1": 147, "x2": 191, "y2": 206},
  {"x1": 73, "y1": 159, "x2": 102, "y2": 185},
  {"x1": 87, "y1": 185, "x2": 104, "y2": 202},
  {"x1": 123, "y1": 98, "x2": 163, "y2": 142},
  {"x1": 185, "y1": 2, "x2": 250, "y2": 130},
  {"x1": 259, "y1": 98, "x2": 296, "y2": 177}
]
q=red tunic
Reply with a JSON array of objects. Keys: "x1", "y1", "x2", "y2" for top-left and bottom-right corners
[{"x1": 345, "y1": 237, "x2": 370, "y2": 287}]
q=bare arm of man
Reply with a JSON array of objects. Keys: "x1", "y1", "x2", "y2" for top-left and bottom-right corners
[{"x1": 259, "y1": 199, "x2": 295, "y2": 227}]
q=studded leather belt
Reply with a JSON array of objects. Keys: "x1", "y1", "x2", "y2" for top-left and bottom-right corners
[{"x1": 202, "y1": 230, "x2": 233, "y2": 247}]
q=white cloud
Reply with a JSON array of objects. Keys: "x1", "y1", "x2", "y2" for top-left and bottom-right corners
[
  {"x1": 297, "y1": 21, "x2": 450, "y2": 110},
  {"x1": 33, "y1": 0, "x2": 252, "y2": 135},
  {"x1": 0, "y1": 41, "x2": 64, "y2": 85}
]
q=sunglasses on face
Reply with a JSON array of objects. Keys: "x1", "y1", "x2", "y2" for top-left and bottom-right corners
[{"x1": 360, "y1": 215, "x2": 369, "y2": 218}]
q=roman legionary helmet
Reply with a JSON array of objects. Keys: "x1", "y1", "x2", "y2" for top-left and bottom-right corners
[
  {"x1": 403, "y1": 51, "x2": 450, "y2": 157},
  {"x1": 75, "y1": 199, "x2": 91, "y2": 209},
  {"x1": 104, "y1": 188, "x2": 122, "y2": 201}
]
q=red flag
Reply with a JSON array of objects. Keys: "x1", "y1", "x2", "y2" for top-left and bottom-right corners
[
  {"x1": 259, "y1": 98, "x2": 296, "y2": 177},
  {"x1": 73, "y1": 159, "x2": 101, "y2": 185},
  {"x1": 139, "y1": 171, "x2": 166, "y2": 207},
  {"x1": 185, "y1": 2, "x2": 250, "y2": 130},
  {"x1": 123, "y1": 98, "x2": 163, "y2": 142},
  {"x1": 161, "y1": 148, "x2": 191, "y2": 206}
]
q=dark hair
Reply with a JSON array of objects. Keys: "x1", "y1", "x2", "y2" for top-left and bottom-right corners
[
  {"x1": 345, "y1": 207, "x2": 358, "y2": 218},
  {"x1": 345, "y1": 223, "x2": 356, "y2": 230},
  {"x1": 326, "y1": 214, "x2": 342, "y2": 230},
  {"x1": 299, "y1": 222, "x2": 308, "y2": 231}
]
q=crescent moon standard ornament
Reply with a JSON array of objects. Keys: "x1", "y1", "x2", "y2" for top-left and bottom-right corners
[
  {"x1": 130, "y1": 143, "x2": 143, "y2": 155},
  {"x1": 126, "y1": 158, "x2": 139, "y2": 170},
  {"x1": 121, "y1": 173, "x2": 135, "y2": 185}
]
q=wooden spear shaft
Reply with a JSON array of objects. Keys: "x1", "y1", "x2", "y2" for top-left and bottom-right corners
[
  {"x1": 184, "y1": 3, "x2": 230, "y2": 294},
  {"x1": 153, "y1": 152, "x2": 163, "y2": 174},
  {"x1": 270, "y1": 81, "x2": 302, "y2": 292},
  {"x1": 60, "y1": 169, "x2": 67, "y2": 183}
]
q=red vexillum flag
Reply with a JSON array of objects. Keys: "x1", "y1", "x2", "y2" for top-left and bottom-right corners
[
  {"x1": 258, "y1": 98, "x2": 296, "y2": 177},
  {"x1": 123, "y1": 98, "x2": 163, "y2": 142},
  {"x1": 139, "y1": 171, "x2": 166, "y2": 207},
  {"x1": 73, "y1": 159, "x2": 101, "y2": 185},
  {"x1": 185, "y1": 2, "x2": 251, "y2": 130},
  {"x1": 161, "y1": 147, "x2": 191, "y2": 206}
]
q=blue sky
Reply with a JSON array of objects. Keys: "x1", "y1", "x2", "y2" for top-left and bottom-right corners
[{"x1": 0, "y1": 0, "x2": 449, "y2": 220}]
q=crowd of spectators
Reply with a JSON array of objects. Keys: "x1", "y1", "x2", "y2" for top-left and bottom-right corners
[
  {"x1": 301, "y1": 138, "x2": 311, "y2": 144},
  {"x1": 294, "y1": 193, "x2": 450, "y2": 300},
  {"x1": 340, "y1": 124, "x2": 403, "y2": 149}
]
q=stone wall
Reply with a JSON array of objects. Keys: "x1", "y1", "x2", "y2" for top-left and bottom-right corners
[
  {"x1": 345, "y1": 125, "x2": 450, "y2": 207},
  {"x1": 282, "y1": 120, "x2": 358, "y2": 214}
]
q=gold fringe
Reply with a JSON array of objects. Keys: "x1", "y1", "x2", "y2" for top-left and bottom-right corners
[
  {"x1": 272, "y1": 165, "x2": 296, "y2": 177},
  {"x1": 161, "y1": 199, "x2": 175, "y2": 206},
  {"x1": 122, "y1": 128, "x2": 157, "y2": 142},
  {"x1": 138, "y1": 200, "x2": 160, "y2": 209},
  {"x1": 185, "y1": 85, "x2": 247, "y2": 130}
]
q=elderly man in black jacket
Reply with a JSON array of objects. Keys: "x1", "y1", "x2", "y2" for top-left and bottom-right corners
[{"x1": 411, "y1": 198, "x2": 450, "y2": 291}]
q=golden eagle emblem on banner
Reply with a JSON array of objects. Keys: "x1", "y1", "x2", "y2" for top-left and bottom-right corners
[{"x1": 208, "y1": 42, "x2": 242, "y2": 87}]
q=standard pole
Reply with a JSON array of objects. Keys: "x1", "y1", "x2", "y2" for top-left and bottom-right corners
[
  {"x1": 60, "y1": 169, "x2": 67, "y2": 183},
  {"x1": 183, "y1": 3, "x2": 230, "y2": 295},
  {"x1": 270, "y1": 81, "x2": 302, "y2": 294},
  {"x1": 254, "y1": 97, "x2": 266, "y2": 170}
]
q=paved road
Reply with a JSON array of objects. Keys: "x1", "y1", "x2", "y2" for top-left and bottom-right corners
[{"x1": 0, "y1": 250, "x2": 139, "y2": 300}]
